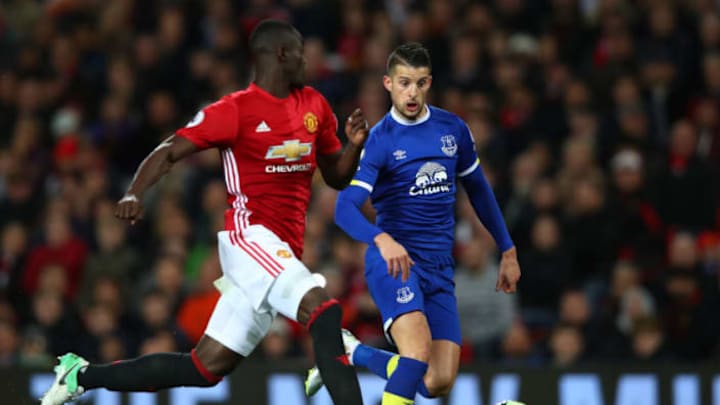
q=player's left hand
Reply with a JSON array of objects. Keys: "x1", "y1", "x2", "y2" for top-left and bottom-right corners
[
  {"x1": 344, "y1": 108, "x2": 369, "y2": 147},
  {"x1": 496, "y1": 247, "x2": 521, "y2": 293}
]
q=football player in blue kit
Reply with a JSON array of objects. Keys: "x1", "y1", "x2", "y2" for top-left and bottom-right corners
[{"x1": 305, "y1": 42, "x2": 522, "y2": 404}]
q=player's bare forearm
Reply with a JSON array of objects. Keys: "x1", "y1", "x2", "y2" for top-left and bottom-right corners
[
  {"x1": 125, "y1": 143, "x2": 174, "y2": 198},
  {"x1": 318, "y1": 143, "x2": 363, "y2": 189},
  {"x1": 318, "y1": 108, "x2": 369, "y2": 189},
  {"x1": 374, "y1": 232, "x2": 414, "y2": 282},
  {"x1": 116, "y1": 136, "x2": 198, "y2": 225},
  {"x1": 125, "y1": 136, "x2": 197, "y2": 198},
  {"x1": 335, "y1": 142, "x2": 364, "y2": 185}
]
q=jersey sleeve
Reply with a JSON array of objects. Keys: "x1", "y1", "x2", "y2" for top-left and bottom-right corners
[
  {"x1": 350, "y1": 128, "x2": 386, "y2": 193},
  {"x1": 456, "y1": 118, "x2": 480, "y2": 178},
  {"x1": 316, "y1": 96, "x2": 342, "y2": 155},
  {"x1": 175, "y1": 96, "x2": 239, "y2": 149}
]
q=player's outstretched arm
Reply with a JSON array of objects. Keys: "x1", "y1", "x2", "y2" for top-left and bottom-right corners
[
  {"x1": 115, "y1": 135, "x2": 198, "y2": 225},
  {"x1": 460, "y1": 165, "x2": 520, "y2": 293},
  {"x1": 316, "y1": 108, "x2": 369, "y2": 189}
]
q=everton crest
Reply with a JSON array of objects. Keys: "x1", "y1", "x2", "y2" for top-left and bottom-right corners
[{"x1": 440, "y1": 135, "x2": 457, "y2": 157}]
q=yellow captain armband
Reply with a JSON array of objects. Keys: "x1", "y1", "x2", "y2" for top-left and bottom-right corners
[
  {"x1": 458, "y1": 157, "x2": 480, "y2": 177},
  {"x1": 350, "y1": 179, "x2": 373, "y2": 192}
]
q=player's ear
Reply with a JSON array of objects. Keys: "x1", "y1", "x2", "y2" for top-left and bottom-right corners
[{"x1": 383, "y1": 75, "x2": 392, "y2": 92}]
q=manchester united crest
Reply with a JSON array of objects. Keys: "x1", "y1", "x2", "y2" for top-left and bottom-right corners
[
  {"x1": 276, "y1": 249, "x2": 292, "y2": 258},
  {"x1": 304, "y1": 112, "x2": 318, "y2": 133}
]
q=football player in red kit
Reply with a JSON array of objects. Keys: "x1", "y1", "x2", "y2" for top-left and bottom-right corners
[{"x1": 41, "y1": 20, "x2": 366, "y2": 405}]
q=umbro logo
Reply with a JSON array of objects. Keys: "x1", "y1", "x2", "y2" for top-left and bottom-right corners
[
  {"x1": 393, "y1": 149, "x2": 407, "y2": 160},
  {"x1": 256, "y1": 121, "x2": 271, "y2": 133}
]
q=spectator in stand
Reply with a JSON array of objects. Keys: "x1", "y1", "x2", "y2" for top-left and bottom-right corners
[
  {"x1": 629, "y1": 316, "x2": 672, "y2": 363},
  {"x1": 690, "y1": 97, "x2": 720, "y2": 175},
  {"x1": 0, "y1": 222, "x2": 28, "y2": 300},
  {"x1": 258, "y1": 317, "x2": 294, "y2": 361},
  {"x1": 548, "y1": 322, "x2": 586, "y2": 367},
  {"x1": 658, "y1": 264, "x2": 720, "y2": 360},
  {"x1": 698, "y1": 14, "x2": 720, "y2": 52},
  {"x1": 22, "y1": 211, "x2": 88, "y2": 300},
  {"x1": 557, "y1": 288, "x2": 609, "y2": 361},
  {"x1": 25, "y1": 289, "x2": 78, "y2": 356},
  {"x1": 133, "y1": 289, "x2": 191, "y2": 355},
  {"x1": 79, "y1": 212, "x2": 140, "y2": 306},
  {"x1": 508, "y1": 177, "x2": 560, "y2": 251},
  {"x1": 657, "y1": 120, "x2": 716, "y2": 231},
  {"x1": 18, "y1": 325, "x2": 53, "y2": 368},
  {"x1": 0, "y1": 320, "x2": 19, "y2": 367},
  {"x1": 176, "y1": 252, "x2": 221, "y2": 345},
  {"x1": 698, "y1": 232, "x2": 720, "y2": 279},
  {"x1": 563, "y1": 176, "x2": 617, "y2": 285},
  {"x1": 497, "y1": 320, "x2": 543, "y2": 366},
  {"x1": 607, "y1": 148, "x2": 665, "y2": 275},
  {"x1": 137, "y1": 253, "x2": 188, "y2": 314},
  {"x1": 518, "y1": 215, "x2": 570, "y2": 319},
  {"x1": 0, "y1": 167, "x2": 43, "y2": 229},
  {"x1": 456, "y1": 236, "x2": 517, "y2": 360}
]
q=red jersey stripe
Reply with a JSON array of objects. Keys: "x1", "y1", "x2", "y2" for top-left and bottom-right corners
[
  {"x1": 235, "y1": 231, "x2": 283, "y2": 274},
  {"x1": 248, "y1": 240, "x2": 284, "y2": 271},
  {"x1": 229, "y1": 231, "x2": 281, "y2": 277}
]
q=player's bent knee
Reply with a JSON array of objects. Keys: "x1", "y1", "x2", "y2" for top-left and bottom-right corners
[
  {"x1": 401, "y1": 346, "x2": 432, "y2": 363},
  {"x1": 427, "y1": 382, "x2": 453, "y2": 397},
  {"x1": 305, "y1": 298, "x2": 341, "y2": 331},
  {"x1": 298, "y1": 287, "x2": 333, "y2": 326},
  {"x1": 194, "y1": 336, "x2": 243, "y2": 379},
  {"x1": 424, "y1": 372, "x2": 456, "y2": 397}
]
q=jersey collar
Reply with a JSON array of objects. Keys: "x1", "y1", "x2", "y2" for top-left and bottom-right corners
[{"x1": 390, "y1": 105, "x2": 431, "y2": 126}]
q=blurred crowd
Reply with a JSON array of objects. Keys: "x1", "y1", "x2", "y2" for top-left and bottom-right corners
[{"x1": 0, "y1": 0, "x2": 719, "y2": 371}]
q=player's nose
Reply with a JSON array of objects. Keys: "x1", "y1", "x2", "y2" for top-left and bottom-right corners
[{"x1": 408, "y1": 84, "x2": 418, "y2": 97}]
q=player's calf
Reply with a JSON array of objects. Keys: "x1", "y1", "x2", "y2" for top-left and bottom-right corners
[
  {"x1": 301, "y1": 288, "x2": 362, "y2": 405},
  {"x1": 75, "y1": 337, "x2": 239, "y2": 395}
]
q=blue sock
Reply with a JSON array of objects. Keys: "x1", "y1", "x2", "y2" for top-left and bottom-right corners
[
  {"x1": 352, "y1": 344, "x2": 395, "y2": 379},
  {"x1": 384, "y1": 356, "x2": 428, "y2": 401}
]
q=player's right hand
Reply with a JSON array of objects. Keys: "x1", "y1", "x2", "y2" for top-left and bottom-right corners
[
  {"x1": 344, "y1": 108, "x2": 369, "y2": 147},
  {"x1": 115, "y1": 194, "x2": 144, "y2": 225},
  {"x1": 374, "y1": 232, "x2": 415, "y2": 283}
]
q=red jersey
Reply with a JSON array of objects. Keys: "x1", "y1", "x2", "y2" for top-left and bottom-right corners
[{"x1": 176, "y1": 84, "x2": 341, "y2": 257}]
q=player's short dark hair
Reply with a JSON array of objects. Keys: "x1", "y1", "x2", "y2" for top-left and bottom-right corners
[
  {"x1": 249, "y1": 19, "x2": 299, "y2": 55},
  {"x1": 386, "y1": 42, "x2": 432, "y2": 74}
]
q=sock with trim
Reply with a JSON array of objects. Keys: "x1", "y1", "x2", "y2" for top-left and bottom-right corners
[
  {"x1": 381, "y1": 356, "x2": 428, "y2": 405},
  {"x1": 78, "y1": 350, "x2": 221, "y2": 392}
]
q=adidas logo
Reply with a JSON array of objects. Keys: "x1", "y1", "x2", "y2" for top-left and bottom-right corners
[{"x1": 256, "y1": 121, "x2": 271, "y2": 133}]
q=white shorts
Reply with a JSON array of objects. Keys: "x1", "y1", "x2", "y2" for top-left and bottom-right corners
[{"x1": 204, "y1": 227, "x2": 321, "y2": 356}]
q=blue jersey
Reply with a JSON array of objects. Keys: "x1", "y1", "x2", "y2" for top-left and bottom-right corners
[{"x1": 350, "y1": 106, "x2": 480, "y2": 254}]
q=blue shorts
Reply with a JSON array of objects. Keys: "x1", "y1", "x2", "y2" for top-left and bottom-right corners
[{"x1": 364, "y1": 246, "x2": 461, "y2": 345}]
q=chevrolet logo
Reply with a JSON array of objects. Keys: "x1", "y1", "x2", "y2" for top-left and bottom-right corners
[{"x1": 265, "y1": 140, "x2": 312, "y2": 162}]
